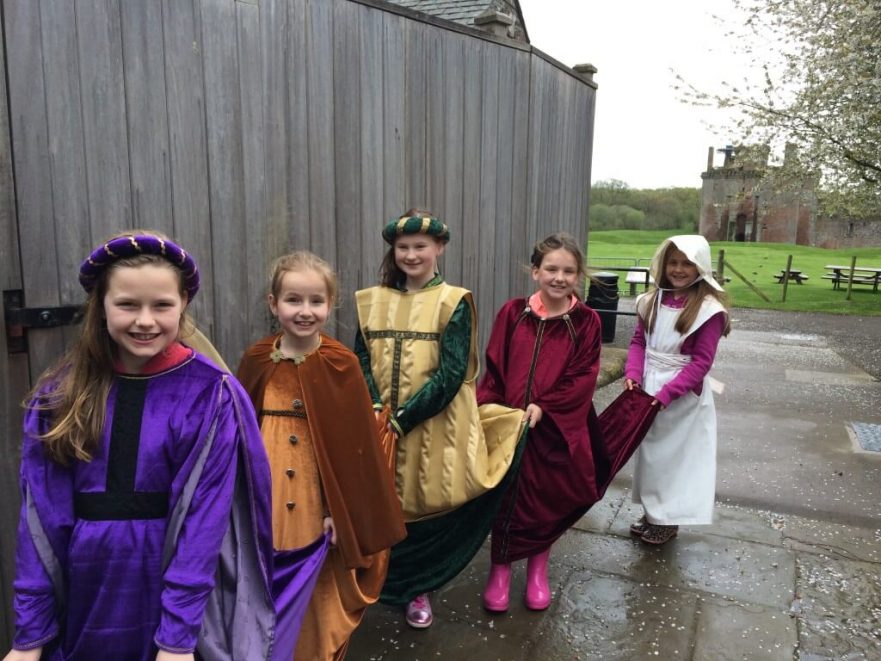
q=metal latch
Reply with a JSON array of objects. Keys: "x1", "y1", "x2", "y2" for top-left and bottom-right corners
[{"x1": 4, "y1": 289, "x2": 83, "y2": 354}]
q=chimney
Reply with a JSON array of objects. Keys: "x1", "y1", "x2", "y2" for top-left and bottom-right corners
[{"x1": 706, "y1": 146, "x2": 714, "y2": 172}]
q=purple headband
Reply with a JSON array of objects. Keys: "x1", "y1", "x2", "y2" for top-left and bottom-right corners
[{"x1": 79, "y1": 234, "x2": 200, "y2": 300}]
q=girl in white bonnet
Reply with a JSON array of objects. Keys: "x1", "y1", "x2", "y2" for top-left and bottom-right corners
[{"x1": 624, "y1": 235, "x2": 731, "y2": 545}]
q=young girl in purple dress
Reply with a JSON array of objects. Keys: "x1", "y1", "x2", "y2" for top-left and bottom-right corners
[{"x1": 4, "y1": 232, "x2": 275, "y2": 661}]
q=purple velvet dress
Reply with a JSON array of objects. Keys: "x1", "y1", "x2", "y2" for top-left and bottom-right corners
[{"x1": 11, "y1": 350, "x2": 322, "y2": 661}]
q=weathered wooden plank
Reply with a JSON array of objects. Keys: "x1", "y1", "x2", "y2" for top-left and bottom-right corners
[
  {"x1": 357, "y1": 3, "x2": 385, "y2": 303},
  {"x1": 38, "y1": 0, "x2": 91, "y2": 309},
  {"x1": 120, "y1": 0, "x2": 173, "y2": 234},
  {"x1": 558, "y1": 73, "x2": 576, "y2": 234},
  {"x1": 75, "y1": 0, "x2": 133, "y2": 238},
  {"x1": 260, "y1": 0, "x2": 291, "y2": 285},
  {"x1": 382, "y1": 11, "x2": 406, "y2": 216},
  {"x1": 333, "y1": 0, "x2": 362, "y2": 340},
  {"x1": 424, "y1": 22, "x2": 445, "y2": 216},
  {"x1": 541, "y1": 68, "x2": 565, "y2": 233},
  {"x1": 404, "y1": 21, "x2": 427, "y2": 204},
  {"x1": 200, "y1": 0, "x2": 248, "y2": 363},
  {"x1": 0, "y1": 11, "x2": 27, "y2": 649},
  {"x1": 5, "y1": 0, "x2": 65, "y2": 381},
  {"x1": 285, "y1": 0, "x2": 310, "y2": 253},
  {"x1": 460, "y1": 36, "x2": 482, "y2": 295},
  {"x1": 161, "y1": 0, "x2": 214, "y2": 333},
  {"x1": 236, "y1": 0, "x2": 271, "y2": 343},
  {"x1": 440, "y1": 31, "x2": 465, "y2": 285},
  {"x1": 525, "y1": 57, "x2": 547, "y2": 249},
  {"x1": 577, "y1": 83, "x2": 597, "y2": 240},
  {"x1": 476, "y1": 43, "x2": 499, "y2": 344},
  {"x1": 490, "y1": 47, "x2": 516, "y2": 322},
  {"x1": 305, "y1": 0, "x2": 336, "y2": 303},
  {"x1": 509, "y1": 50, "x2": 531, "y2": 296}
]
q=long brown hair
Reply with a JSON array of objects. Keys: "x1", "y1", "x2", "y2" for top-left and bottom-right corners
[
  {"x1": 30, "y1": 238, "x2": 192, "y2": 464},
  {"x1": 641, "y1": 243, "x2": 731, "y2": 336},
  {"x1": 379, "y1": 207, "x2": 440, "y2": 288}
]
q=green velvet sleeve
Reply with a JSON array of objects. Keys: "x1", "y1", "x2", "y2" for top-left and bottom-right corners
[
  {"x1": 354, "y1": 328, "x2": 383, "y2": 409},
  {"x1": 394, "y1": 298, "x2": 472, "y2": 435}
]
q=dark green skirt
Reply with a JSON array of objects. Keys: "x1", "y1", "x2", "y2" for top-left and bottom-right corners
[{"x1": 380, "y1": 427, "x2": 528, "y2": 605}]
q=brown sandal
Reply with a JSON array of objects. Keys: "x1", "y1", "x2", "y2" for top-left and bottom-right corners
[
  {"x1": 640, "y1": 524, "x2": 678, "y2": 545},
  {"x1": 629, "y1": 515, "x2": 648, "y2": 536}
]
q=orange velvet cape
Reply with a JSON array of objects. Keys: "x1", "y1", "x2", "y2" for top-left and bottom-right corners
[{"x1": 237, "y1": 334, "x2": 406, "y2": 569}]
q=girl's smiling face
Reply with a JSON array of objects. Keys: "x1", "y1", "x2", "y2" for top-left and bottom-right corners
[
  {"x1": 394, "y1": 234, "x2": 445, "y2": 290},
  {"x1": 269, "y1": 269, "x2": 331, "y2": 350},
  {"x1": 103, "y1": 264, "x2": 186, "y2": 373},
  {"x1": 532, "y1": 248, "x2": 579, "y2": 311},
  {"x1": 665, "y1": 248, "x2": 699, "y2": 289}
]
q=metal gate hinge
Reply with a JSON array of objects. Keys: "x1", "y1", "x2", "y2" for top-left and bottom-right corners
[{"x1": 4, "y1": 289, "x2": 83, "y2": 354}]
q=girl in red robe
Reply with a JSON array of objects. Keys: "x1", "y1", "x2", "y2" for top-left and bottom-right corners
[{"x1": 477, "y1": 233, "x2": 603, "y2": 612}]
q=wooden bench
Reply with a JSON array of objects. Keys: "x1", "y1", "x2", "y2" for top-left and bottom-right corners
[
  {"x1": 774, "y1": 270, "x2": 809, "y2": 284},
  {"x1": 823, "y1": 265, "x2": 881, "y2": 292},
  {"x1": 624, "y1": 269, "x2": 652, "y2": 295},
  {"x1": 822, "y1": 273, "x2": 880, "y2": 291}
]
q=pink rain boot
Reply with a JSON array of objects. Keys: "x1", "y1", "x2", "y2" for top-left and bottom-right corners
[
  {"x1": 483, "y1": 562, "x2": 512, "y2": 612},
  {"x1": 525, "y1": 548, "x2": 551, "y2": 610},
  {"x1": 405, "y1": 593, "x2": 433, "y2": 628}
]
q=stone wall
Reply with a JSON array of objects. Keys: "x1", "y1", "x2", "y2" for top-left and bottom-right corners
[{"x1": 814, "y1": 217, "x2": 881, "y2": 249}]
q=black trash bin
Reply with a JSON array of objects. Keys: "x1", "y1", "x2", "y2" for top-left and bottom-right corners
[{"x1": 586, "y1": 271, "x2": 619, "y2": 343}]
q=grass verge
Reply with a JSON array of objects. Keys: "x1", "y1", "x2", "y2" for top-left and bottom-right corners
[{"x1": 586, "y1": 230, "x2": 881, "y2": 316}]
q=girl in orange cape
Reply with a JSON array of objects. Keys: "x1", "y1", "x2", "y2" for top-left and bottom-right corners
[{"x1": 237, "y1": 251, "x2": 405, "y2": 660}]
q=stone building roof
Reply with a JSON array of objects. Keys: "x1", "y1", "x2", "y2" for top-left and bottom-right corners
[{"x1": 384, "y1": 0, "x2": 529, "y2": 42}]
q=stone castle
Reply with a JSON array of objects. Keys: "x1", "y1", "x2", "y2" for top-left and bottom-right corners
[{"x1": 699, "y1": 145, "x2": 880, "y2": 248}]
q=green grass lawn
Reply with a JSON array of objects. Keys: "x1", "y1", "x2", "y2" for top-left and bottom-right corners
[{"x1": 586, "y1": 230, "x2": 881, "y2": 316}]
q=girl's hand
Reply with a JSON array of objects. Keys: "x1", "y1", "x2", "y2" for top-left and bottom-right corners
[
  {"x1": 650, "y1": 399, "x2": 665, "y2": 410},
  {"x1": 3, "y1": 648, "x2": 43, "y2": 661},
  {"x1": 523, "y1": 403, "x2": 543, "y2": 428},
  {"x1": 624, "y1": 378, "x2": 640, "y2": 391},
  {"x1": 156, "y1": 652, "x2": 194, "y2": 661},
  {"x1": 323, "y1": 516, "x2": 337, "y2": 546}
]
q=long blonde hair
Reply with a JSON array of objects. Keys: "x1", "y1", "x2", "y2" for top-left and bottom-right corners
[
  {"x1": 269, "y1": 250, "x2": 339, "y2": 304},
  {"x1": 31, "y1": 238, "x2": 193, "y2": 464}
]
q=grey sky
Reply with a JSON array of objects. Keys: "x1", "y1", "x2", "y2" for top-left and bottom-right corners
[{"x1": 519, "y1": 0, "x2": 750, "y2": 190}]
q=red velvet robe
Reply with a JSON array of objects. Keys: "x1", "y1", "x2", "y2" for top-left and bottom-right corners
[{"x1": 478, "y1": 298, "x2": 603, "y2": 562}]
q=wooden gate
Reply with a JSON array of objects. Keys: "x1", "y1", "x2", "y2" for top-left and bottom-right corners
[{"x1": 0, "y1": 0, "x2": 596, "y2": 648}]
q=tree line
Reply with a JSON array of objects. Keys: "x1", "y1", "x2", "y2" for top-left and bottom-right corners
[{"x1": 589, "y1": 180, "x2": 699, "y2": 231}]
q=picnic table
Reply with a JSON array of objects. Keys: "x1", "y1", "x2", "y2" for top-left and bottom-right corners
[
  {"x1": 624, "y1": 268, "x2": 653, "y2": 295},
  {"x1": 822, "y1": 265, "x2": 881, "y2": 292},
  {"x1": 774, "y1": 269, "x2": 809, "y2": 284}
]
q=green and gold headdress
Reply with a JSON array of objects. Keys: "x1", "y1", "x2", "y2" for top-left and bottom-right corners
[{"x1": 382, "y1": 215, "x2": 450, "y2": 245}]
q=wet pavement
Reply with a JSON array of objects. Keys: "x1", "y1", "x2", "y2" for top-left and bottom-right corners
[{"x1": 349, "y1": 305, "x2": 881, "y2": 660}]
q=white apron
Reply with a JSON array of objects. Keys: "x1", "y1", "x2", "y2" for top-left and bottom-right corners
[{"x1": 631, "y1": 296, "x2": 724, "y2": 525}]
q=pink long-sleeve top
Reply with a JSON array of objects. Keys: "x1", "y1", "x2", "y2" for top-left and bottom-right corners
[{"x1": 624, "y1": 293, "x2": 726, "y2": 408}]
